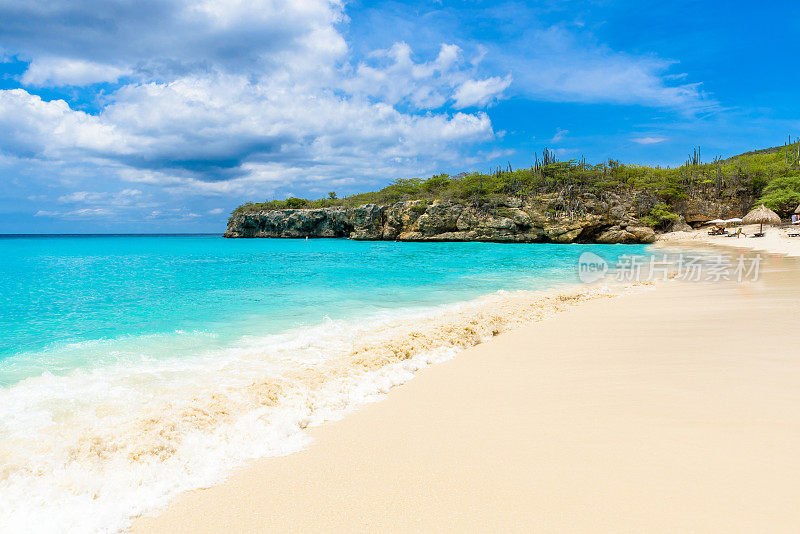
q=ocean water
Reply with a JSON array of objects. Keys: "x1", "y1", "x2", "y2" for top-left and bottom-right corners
[{"x1": 0, "y1": 235, "x2": 649, "y2": 532}]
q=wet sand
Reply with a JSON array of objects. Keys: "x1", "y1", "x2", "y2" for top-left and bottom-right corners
[{"x1": 132, "y1": 249, "x2": 800, "y2": 533}]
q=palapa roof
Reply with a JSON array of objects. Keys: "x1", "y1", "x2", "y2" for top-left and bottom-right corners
[
  {"x1": 795, "y1": 204, "x2": 800, "y2": 214},
  {"x1": 743, "y1": 204, "x2": 781, "y2": 226}
]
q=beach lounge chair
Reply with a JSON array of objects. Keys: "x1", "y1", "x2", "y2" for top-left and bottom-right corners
[{"x1": 726, "y1": 228, "x2": 745, "y2": 238}]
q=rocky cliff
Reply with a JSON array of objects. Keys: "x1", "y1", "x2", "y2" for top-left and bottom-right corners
[{"x1": 224, "y1": 193, "x2": 662, "y2": 244}]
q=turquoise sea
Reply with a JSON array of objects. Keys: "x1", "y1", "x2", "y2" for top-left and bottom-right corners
[
  {"x1": 0, "y1": 235, "x2": 648, "y2": 385},
  {"x1": 0, "y1": 235, "x2": 649, "y2": 533}
]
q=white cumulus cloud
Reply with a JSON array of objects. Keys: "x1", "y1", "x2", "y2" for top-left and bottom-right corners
[
  {"x1": 21, "y1": 58, "x2": 130, "y2": 87},
  {"x1": 452, "y1": 75, "x2": 512, "y2": 108}
]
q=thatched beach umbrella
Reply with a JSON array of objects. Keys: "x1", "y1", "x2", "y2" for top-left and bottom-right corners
[
  {"x1": 743, "y1": 204, "x2": 781, "y2": 233},
  {"x1": 794, "y1": 204, "x2": 800, "y2": 215}
]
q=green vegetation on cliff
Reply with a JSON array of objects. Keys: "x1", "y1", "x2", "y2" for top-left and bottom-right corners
[
  {"x1": 757, "y1": 175, "x2": 800, "y2": 215},
  {"x1": 232, "y1": 142, "x2": 800, "y2": 224}
]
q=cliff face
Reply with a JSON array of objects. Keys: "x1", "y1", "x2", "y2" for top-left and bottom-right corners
[{"x1": 224, "y1": 193, "x2": 663, "y2": 244}]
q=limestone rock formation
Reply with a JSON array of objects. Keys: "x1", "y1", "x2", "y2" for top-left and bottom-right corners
[{"x1": 224, "y1": 196, "x2": 660, "y2": 244}]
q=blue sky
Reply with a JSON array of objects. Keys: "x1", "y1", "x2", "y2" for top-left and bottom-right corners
[{"x1": 0, "y1": 0, "x2": 798, "y2": 233}]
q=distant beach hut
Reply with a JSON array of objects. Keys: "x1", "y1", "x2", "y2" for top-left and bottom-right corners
[
  {"x1": 795, "y1": 204, "x2": 800, "y2": 215},
  {"x1": 742, "y1": 205, "x2": 781, "y2": 234}
]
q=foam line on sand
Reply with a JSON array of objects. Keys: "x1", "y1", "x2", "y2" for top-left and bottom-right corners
[{"x1": 132, "y1": 252, "x2": 800, "y2": 533}]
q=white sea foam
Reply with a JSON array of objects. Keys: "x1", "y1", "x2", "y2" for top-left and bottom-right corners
[{"x1": 0, "y1": 283, "x2": 648, "y2": 533}]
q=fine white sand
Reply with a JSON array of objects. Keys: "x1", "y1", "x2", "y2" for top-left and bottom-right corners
[
  {"x1": 132, "y1": 242, "x2": 800, "y2": 533},
  {"x1": 658, "y1": 224, "x2": 800, "y2": 257}
]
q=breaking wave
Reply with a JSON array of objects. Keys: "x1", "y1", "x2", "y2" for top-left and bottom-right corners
[{"x1": 0, "y1": 283, "x2": 649, "y2": 533}]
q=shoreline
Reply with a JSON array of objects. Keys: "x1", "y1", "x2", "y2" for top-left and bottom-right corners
[
  {"x1": 0, "y1": 265, "x2": 648, "y2": 533},
  {"x1": 132, "y1": 237, "x2": 800, "y2": 532}
]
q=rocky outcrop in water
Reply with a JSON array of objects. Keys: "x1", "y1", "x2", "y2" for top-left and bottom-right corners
[{"x1": 224, "y1": 194, "x2": 659, "y2": 244}]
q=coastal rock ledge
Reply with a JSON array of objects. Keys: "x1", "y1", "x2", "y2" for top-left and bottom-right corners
[{"x1": 224, "y1": 196, "x2": 657, "y2": 244}]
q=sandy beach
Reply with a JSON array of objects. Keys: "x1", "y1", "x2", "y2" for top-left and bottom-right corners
[
  {"x1": 658, "y1": 224, "x2": 800, "y2": 258},
  {"x1": 132, "y1": 235, "x2": 800, "y2": 533}
]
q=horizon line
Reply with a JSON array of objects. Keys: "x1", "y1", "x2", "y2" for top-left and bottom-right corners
[{"x1": 0, "y1": 233, "x2": 222, "y2": 237}]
